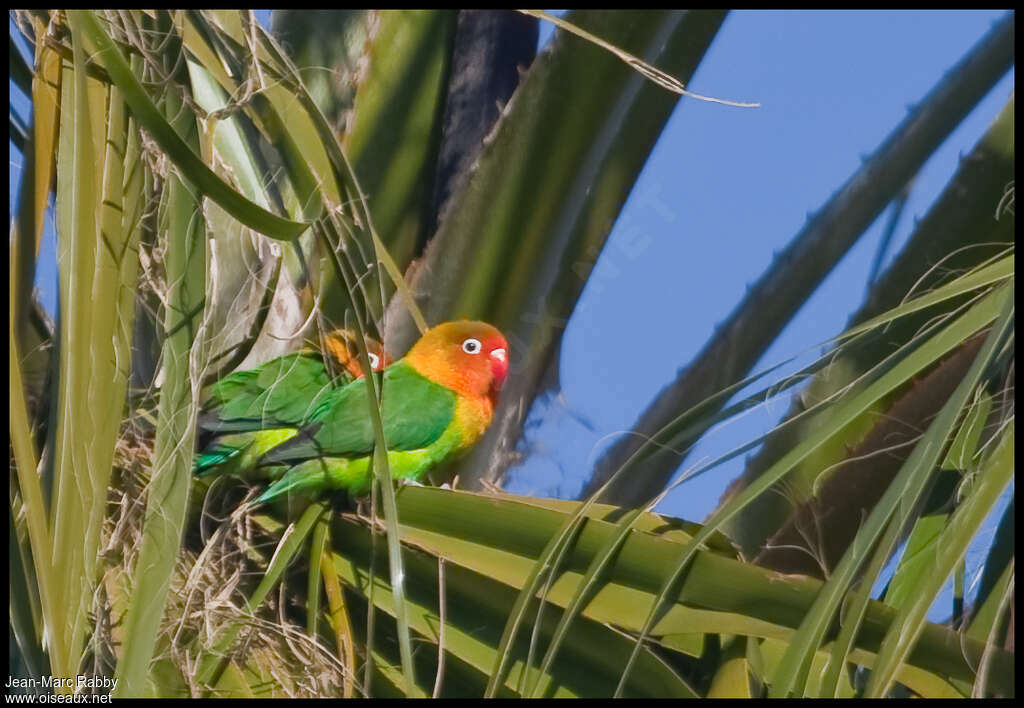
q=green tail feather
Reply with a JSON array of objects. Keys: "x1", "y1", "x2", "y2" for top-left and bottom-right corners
[
  {"x1": 250, "y1": 458, "x2": 341, "y2": 506},
  {"x1": 194, "y1": 428, "x2": 300, "y2": 479},
  {"x1": 194, "y1": 446, "x2": 242, "y2": 476},
  {"x1": 251, "y1": 470, "x2": 319, "y2": 506}
]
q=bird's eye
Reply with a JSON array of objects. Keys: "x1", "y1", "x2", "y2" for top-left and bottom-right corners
[
  {"x1": 462, "y1": 338, "x2": 482, "y2": 354},
  {"x1": 368, "y1": 353, "x2": 380, "y2": 369}
]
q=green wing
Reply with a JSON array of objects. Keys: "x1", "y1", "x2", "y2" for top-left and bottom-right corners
[
  {"x1": 194, "y1": 350, "x2": 356, "y2": 477},
  {"x1": 199, "y1": 351, "x2": 351, "y2": 432},
  {"x1": 263, "y1": 361, "x2": 456, "y2": 463}
]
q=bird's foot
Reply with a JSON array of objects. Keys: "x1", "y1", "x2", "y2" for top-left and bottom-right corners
[{"x1": 396, "y1": 479, "x2": 454, "y2": 491}]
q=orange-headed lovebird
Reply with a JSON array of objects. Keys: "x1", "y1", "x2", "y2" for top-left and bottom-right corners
[
  {"x1": 194, "y1": 328, "x2": 389, "y2": 478},
  {"x1": 198, "y1": 321, "x2": 509, "y2": 503}
]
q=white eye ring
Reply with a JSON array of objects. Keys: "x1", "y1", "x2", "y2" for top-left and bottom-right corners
[
  {"x1": 368, "y1": 352, "x2": 380, "y2": 369},
  {"x1": 462, "y1": 338, "x2": 482, "y2": 354}
]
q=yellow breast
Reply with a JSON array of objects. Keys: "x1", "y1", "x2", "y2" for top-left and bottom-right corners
[{"x1": 453, "y1": 395, "x2": 494, "y2": 450}]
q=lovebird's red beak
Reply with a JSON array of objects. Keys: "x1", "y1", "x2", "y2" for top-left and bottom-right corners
[{"x1": 489, "y1": 347, "x2": 508, "y2": 389}]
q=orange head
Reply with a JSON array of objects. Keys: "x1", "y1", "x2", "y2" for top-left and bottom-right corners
[
  {"x1": 404, "y1": 321, "x2": 509, "y2": 402},
  {"x1": 321, "y1": 329, "x2": 391, "y2": 379}
]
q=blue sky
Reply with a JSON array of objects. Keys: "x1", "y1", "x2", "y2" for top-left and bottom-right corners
[
  {"x1": 503, "y1": 10, "x2": 1014, "y2": 617},
  {"x1": 508, "y1": 8, "x2": 1014, "y2": 507},
  {"x1": 10, "y1": 10, "x2": 1014, "y2": 621}
]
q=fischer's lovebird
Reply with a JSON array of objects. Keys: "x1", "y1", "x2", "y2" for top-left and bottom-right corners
[
  {"x1": 199, "y1": 321, "x2": 509, "y2": 504},
  {"x1": 194, "y1": 329, "x2": 389, "y2": 478}
]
